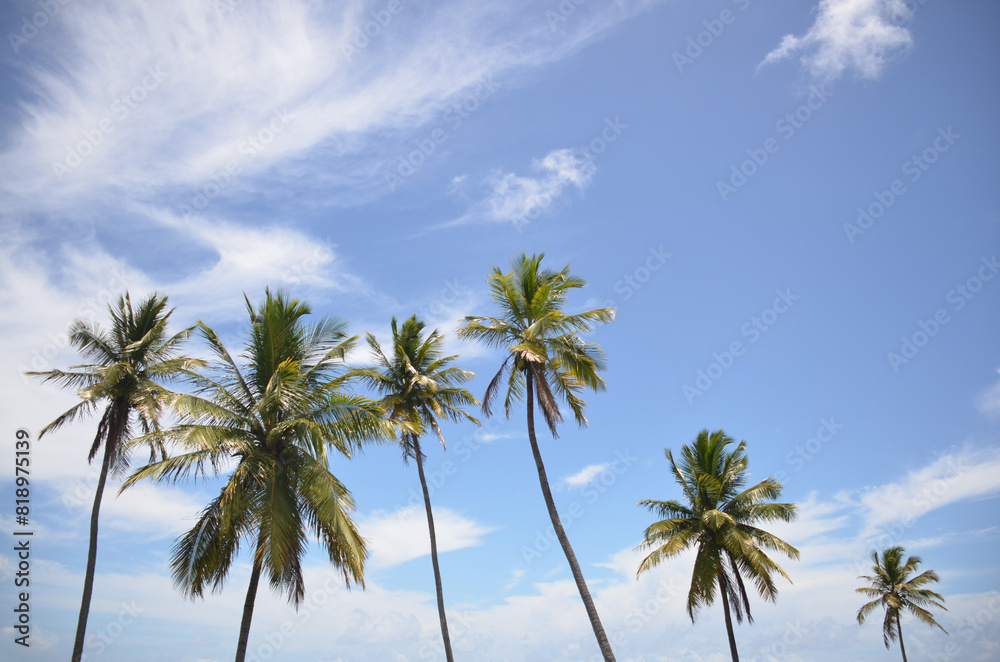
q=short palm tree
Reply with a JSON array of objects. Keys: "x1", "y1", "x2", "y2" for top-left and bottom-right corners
[
  {"x1": 457, "y1": 252, "x2": 617, "y2": 661},
  {"x1": 353, "y1": 315, "x2": 480, "y2": 662},
  {"x1": 27, "y1": 292, "x2": 198, "y2": 662},
  {"x1": 122, "y1": 290, "x2": 393, "y2": 662},
  {"x1": 637, "y1": 429, "x2": 799, "y2": 662},
  {"x1": 856, "y1": 546, "x2": 948, "y2": 661}
]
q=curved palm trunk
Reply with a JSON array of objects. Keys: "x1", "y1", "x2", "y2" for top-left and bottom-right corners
[
  {"x1": 525, "y1": 373, "x2": 616, "y2": 662},
  {"x1": 719, "y1": 582, "x2": 740, "y2": 662},
  {"x1": 70, "y1": 428, "x2": 115, "y2": 662},
  {"x1": 897, "y1": 618, "x2": 907, "y2": 662},
  {"x1": 234, "y1": 541, "x2": 264, "y2": 662},
  {"x1": 414, "y1": 435, "x2": 455, "y2": 662}
]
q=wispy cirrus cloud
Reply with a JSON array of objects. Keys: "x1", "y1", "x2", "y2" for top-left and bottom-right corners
[
  {"x1": 443, "y1": 148, "x2": 596, "y2": 230},
  {"x1": 7, "y1": 445, "x2": 998, "y2": 661},
  {"x1": 759, "y1": 0, "x2": 914, "y2": 82},
  {"x1": 485, "y1": 149, "x2": 596, "y2": 224},
  {"x1": 855, "y1": 445, "x2": 1000, "y2": 538},
  {"x1": 976, "y1": 369, "x2": 1000, "y2": 420},
  {"x1": 564, "y1": 463, "x2": 612, "y2": 488},
  {"x1": 1, "y1": 0, "x2": 658, "y2": 222}
]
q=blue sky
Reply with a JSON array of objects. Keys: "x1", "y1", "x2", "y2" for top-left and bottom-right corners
[{"x1": 1, "y1": 0, "x2": 999, "y2": 660}]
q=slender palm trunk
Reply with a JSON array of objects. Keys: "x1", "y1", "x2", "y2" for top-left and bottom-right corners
[
  {"x1": 414, "y1": 435, "x2": 455, "y2": 662},
  {"x1": 897, "y1": 618, "x2": 907, "y2": 662},
  {"x1": 234, "y1": 541, "x2": 264, "y2": 662},
  {"x1": 70, "y1": 431, "x2": 114, "y2": 662},
  {"x1": 525, "y1": 373, "x2": 616, "y2": 662},
  {"x1": 719, "y1": 582, "x2": 740, "y2": 662}
]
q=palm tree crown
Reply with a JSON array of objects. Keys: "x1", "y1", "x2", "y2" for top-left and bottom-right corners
[
  {"x1": 30, "y1": 292, "x2": 198, "y2": 469},
  {"x1": 456, "y1": 252, "x2": 614, "y2": 433},
  {"x1": 28, "y1": 292, "x2": 198, "y2": 662},
  {"x1": 123, "y1": 289, "x2": 393, "y2": 662},
  {"x1": 357, "y1": 315, "x2": 480, "y2": 457},
  {"x1": 637, "y1": 429, "x2": 799, "y2": 662},
  {"x1": 457, "y1": 252, "x2": 618, "y2": 661},
  {"x1": 856, "y1": 546, "x2": 948, "y2": 661},
  {"x1": 354, "y1": 315, "x2": 480, "y2": 662}
]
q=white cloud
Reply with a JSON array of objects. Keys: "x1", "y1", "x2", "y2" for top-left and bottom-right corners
[
  {"x1": 145, "y1": 208, "x2": 371, "y2": 323},
  {"x1": 99, "y1": 482, "x2": 214, "y2": 538},
  {"x1": 856, "y1": 445, "x2": 1000, "y2": 538},
  {"x1": 474, "y1": 431, "x2": 522, "y2": 443},
  {"x1": 976, "y1": 369, "x2": 1000, "y2": 419},
  {"x1": 358, "y1": 506, "x2": 496, "y2": 569},
  {"x1": 760, "y1": 0, "x2": 914, "y2": 81},
  {"x1": 504, "y1": 568, "x2": 527, "y2": 591},
  {"x1": 12, "y1": 442, "x2": 1000, "y2": 661},
  {"x1": 0, "y1": 0, "x2": 656, "y2": 218},
  {"x1": 0, "y1": 228, "x2": 376, "y2": 512},
  {"x1": 0, "y1": 624, "x2": 57, "y2": 651},
  {"x1": 565, "y1": 463, "x2": 612, "y2": 488},
  {"x1": 483, "y1": 148, "x2": 596, "y2": 227}
]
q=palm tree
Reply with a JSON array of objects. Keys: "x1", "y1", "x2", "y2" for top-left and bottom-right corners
[
  {"x1": 636, "y1": 429, "x2": 799, "y2": 662},
  {"x1": 122, "y1": 289, "x2": 394, "y2": 662},
  {"x1": 456, "y1": 252, "x2": 617, "y2": 661},
  {"x1": 27, "y1": 292, "x2": 198, "y2": 662},
  {"x1": 856, "y1": 546, "x2": 948, "y2": 661},
  {"x1": 353, "y1": 315, "x2": 480, "y2": 662}
]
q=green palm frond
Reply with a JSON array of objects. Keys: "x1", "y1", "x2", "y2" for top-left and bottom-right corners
[
  {"x1": 456, "y1": 253, "x2": 614, "y2": 435},
  {"x1": 637, "y1": 429, "x2": 798, "y2": 629},
  {"x1": 122, "y1": 290, "x2": 388, "y2": 612},
  {"x1": 28, "y1": 291, "x2": 198, "y2": 479},
  {"x1": 856, "y1": 545, "x2": 949, "y2": 650}
]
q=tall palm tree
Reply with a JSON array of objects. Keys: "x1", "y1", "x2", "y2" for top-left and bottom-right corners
[
  {"x1": 636, "y1": 429, "x2": 799, "y2": 662},
  {"x1": 353, "y1": 315, "x2": 480, "y2": 662},
  {"x1": 856, "y1": 546, "x2": 948, "y2": 661},
  {"x1": 122, "y1": 289, "x2": 394, "y2": 662},
  {"x1": 456, "y1": 252, "x2": 617, "y2": 661},
  {"x1": 27, "y1": 292, "x2": 198, "y2": 662}
]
